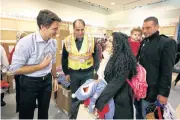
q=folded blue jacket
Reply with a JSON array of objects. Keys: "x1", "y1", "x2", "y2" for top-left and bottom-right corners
[{"x1": 57, "y1": 74, "x2": 70, "y2": 88}]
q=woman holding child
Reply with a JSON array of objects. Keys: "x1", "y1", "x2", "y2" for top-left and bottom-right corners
[{"x1": 95, "y1": 32, "x2": 137, "y2": 119}]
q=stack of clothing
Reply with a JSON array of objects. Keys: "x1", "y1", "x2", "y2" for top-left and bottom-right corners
[
  {"x1": 56, "y1": 66, "x2": 70, "y2": 89},
  {"x1": 0, "y1": 80, "x2": 9, "y2": 89}
]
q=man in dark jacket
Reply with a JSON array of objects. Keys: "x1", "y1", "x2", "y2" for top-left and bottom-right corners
[{"x1": 137, "y1": 16, "x2": 176, "y2": 118}]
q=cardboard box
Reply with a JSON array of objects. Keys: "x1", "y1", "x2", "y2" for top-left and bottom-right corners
[
  {"x1": 56, "y1": 85, "x2": 64, "y2": 110},
  {"x1": 56, "y1": 84, "x2": 72, "y2": 116},
  {"x1": 62, "y1": 87, "x2": 72, "y2": 115}
]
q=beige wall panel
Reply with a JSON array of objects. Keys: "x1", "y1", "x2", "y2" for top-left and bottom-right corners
[
  {"x1": 0, "y1": 18, "x2": 17, "y2": 29},
  {"x1": 17, "y1": 20, "x2": 37, "y2": 31},
  {"x1": 1, "y1": 30, "x2": 17, "y2": 40},
  {"x1": 159, "y1": 26, "x2": 176, "y2": 35}
]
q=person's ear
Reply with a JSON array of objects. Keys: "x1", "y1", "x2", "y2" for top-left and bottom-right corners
[{"x1": 156, "y1": 25, "x2": 159, "y2": 30}]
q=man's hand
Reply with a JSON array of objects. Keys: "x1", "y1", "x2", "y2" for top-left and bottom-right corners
[
  {"x1": 40, "y1": 55, "x2": 52, "y2": 69},
  {"x1": 157, "y1": 95, "x2": 168, "y2": 105},
  {"x1": 94, "y1": 79, "x2": 100, "y2": 83},
  {"x1": 65, "y1": 75, "x2": 70, "y2": 81},
  {"x1": 53, "y1": 78, "x2": 59, "y2": 92}
]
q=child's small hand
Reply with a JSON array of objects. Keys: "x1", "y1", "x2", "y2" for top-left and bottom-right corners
[
  {"x1": 93, "y1": 108, "x2": 99, "y2": 117},
  {"x1": 94, "y1": 79, "x2": 100, "y2": 83}
]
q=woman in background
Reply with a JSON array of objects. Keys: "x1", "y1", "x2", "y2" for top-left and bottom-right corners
[{"x1": 1, "y1": 44, "x2": 9, "y2": 106}]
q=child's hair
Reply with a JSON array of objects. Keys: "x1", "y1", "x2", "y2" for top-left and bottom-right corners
[{"x1": 131, "y1": 27, "x2": 142, "y2": 35}]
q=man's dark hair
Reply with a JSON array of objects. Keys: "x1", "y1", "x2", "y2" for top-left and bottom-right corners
[
  {"x1": 73, "y1": 19, "x2": 85, "y2": 28},
  {"x1": 37, "y1": 9, "x2": 61, "y2": 29},
  {"x1": 144, "y1": 16, "x2": 159, "y2": 25}
]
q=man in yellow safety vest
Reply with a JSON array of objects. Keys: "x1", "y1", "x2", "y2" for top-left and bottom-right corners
[{"x1": 62, "y1": 19, "x2": 100, "y2": 119}]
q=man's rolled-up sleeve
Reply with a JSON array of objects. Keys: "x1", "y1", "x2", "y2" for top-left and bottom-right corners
[{"x1": 10, "y1": 43, "x2": 30, "y2": 74}]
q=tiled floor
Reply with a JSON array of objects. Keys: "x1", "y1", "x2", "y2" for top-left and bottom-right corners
[
  {"x1": 1, "y1": 73, "x2": 180, "y2": 119},
  {"x1": 1, "y1": 93, "x2": 69, "y2": 119}
]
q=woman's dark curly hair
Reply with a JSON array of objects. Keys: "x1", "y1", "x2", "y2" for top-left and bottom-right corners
[{"x1": 104, "y1": 32, "x2": 137, "y2": 80}]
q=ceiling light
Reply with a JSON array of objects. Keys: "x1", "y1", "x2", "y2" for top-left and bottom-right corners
[{"x1": 111, "y1": 2, "x2": 115, "y2": 5}]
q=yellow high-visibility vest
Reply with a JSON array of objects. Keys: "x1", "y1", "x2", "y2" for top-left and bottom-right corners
[{"x1": 64, "y1": 34, "x2": 94, "y2": 70}]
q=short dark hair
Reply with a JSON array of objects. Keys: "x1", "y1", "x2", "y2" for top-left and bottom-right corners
[
  {"x1": 73, "y1": 19, "x2": 85, "y2": 28},
  {"x1": 144, "y1": 16, "x2": 159, "y2": 25},
  {"x1": 37, "y1": 9, "x2": 61, "y2": 29}
]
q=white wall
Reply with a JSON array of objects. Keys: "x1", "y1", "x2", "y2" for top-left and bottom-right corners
[
  {"x1": 1, "y1": 0, "x2": 108, "y2": 27},
  {"x1": 1, "y1": 0, "x2": 180, "y2": 29},
  {"x1": 107, "y1": 0, "x2": 180, "y2": 28}
]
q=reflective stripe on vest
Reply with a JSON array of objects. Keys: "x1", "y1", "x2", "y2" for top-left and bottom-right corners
[{"x1": 64, "y1": 34, "x2": 94, "y2": 70}]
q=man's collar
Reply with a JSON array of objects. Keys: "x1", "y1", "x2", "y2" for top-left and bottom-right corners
[
  {"x1": 36, "y1": 31, "x2": 52, "y2": 43},
  {"x1": 146, "y1": 31, "x2": 159, "y2": 40},
  {"x1": 75, "y1": 37, "x2": 84, "y2": 41}
]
